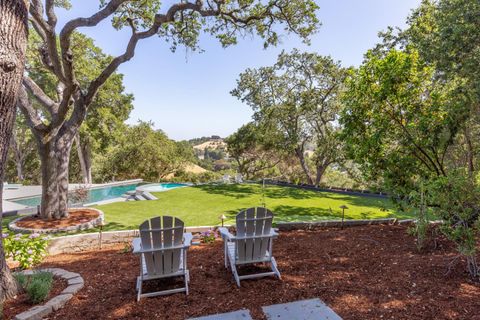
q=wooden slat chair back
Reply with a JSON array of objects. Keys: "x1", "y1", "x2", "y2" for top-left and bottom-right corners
[
  {"x1": 235, "y1": 207, "x2": 273, "y2": 263},
  {"x1": 139, "y1": 216, "x2": 184, "y2": 276},
  {"x1": 219, "y1": 207, "x2": 281, "y2": 287},
  {"x1": 133, "y1": 216, "x2": 192, "y2": 300}
]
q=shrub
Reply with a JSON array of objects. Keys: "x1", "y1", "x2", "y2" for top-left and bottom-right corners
[
  {"x1": 3, "y1": 233, "x2": 50, "y2": 269},
  {"x1": 406, "y1": 183, "x2": 430, "y2": 251},
  {"x1": 15, "y1": 271, "x2": 53, "y2": 304},
  {"x1": 200, "y1": 230, "x2": 217, "y2": 244},
  {"x1": 426, "y1": 172, "x2": 480, "y2": 279}
]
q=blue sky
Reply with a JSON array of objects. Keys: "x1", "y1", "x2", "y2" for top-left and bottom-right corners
[{"x1": 56, "y1": 0, "x2": 420, "y2": 140}]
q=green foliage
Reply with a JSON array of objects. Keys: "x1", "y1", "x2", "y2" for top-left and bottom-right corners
[
  {"x1": 406, "y1": 0, "x2": 480, "y2": 98},
  {"x1": 169, "y1": 171, "x2": 220, "y2": 184},
  {"x1": 340, "y1": 49, "x2": 469, "y2": 194},
  {"x1": 6, "y1": 111, "x2": 40, "y2": 184},
  {"x1": 20, "y1": 31, "x2": 134, "y2": 184},
  {"x1": 200, "y1": 230, "x2": 217, "y2": 244},
  {"x1": 226, "y1": 122, "x2": 282, "y2": 180},
  {"x1": 15, "y1": 271, "x2": 54, "y2": 304},
  {"x1": 426, "y1": 171, "x2": 480, "y2": 278},
  {"x1": 103, "y1": 0, "x2": 320, "y2": 51},
  {"x1": 97, "y1": 121, "x2": 193, "y2": 182},
  {"x1": 3, "y1": 233, "x2": 49, "y2": 269},
  {"x1": 405, "y1": 183, "x2": 430, "y2": 251},
  {"x1": 232, "y1": 50, "x2": 347, "y2": 185}
]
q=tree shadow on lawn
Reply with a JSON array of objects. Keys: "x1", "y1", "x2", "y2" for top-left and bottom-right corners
[
  {"x1": 194, "y1": 184, "x2": 257, "y2": 199},
  {"x1": 271, "y1": 205, "x2": 354, "y2": 222},
  {"x1": 195, "y1": 183, "x2": 318, "y2": 200}
]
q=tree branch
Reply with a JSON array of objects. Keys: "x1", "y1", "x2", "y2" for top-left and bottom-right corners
[
  {"x1": 59, "y1": 0, "x2": 129, "y2": 85},
  {"x1": 29, "y1": 0, "x2": 65, "y2": 82},
  {"x1": 45, "y1": 0, "x2": 57, "y2": 27},
  {"x1": 23, "y1": 75, "x2": 57, "y2": 113},
  {"x1": 16, "y1": 87, "x2": 48, "y2": 134}
]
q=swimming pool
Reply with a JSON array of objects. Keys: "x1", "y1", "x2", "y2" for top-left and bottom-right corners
[
  {"x1": 12, "y1": 183, "x2": 139, "y2": 207},
  {"x1": 137, "y1": 183, "x2": 188, "y2": 192}
]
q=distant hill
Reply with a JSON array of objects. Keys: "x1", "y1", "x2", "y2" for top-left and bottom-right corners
[
  {"x1": 193, "y1": 139, "x2": 226, "y2": 151},
  {"x1": 188, "y1": 135, "x2": 222, "y2": 146}
]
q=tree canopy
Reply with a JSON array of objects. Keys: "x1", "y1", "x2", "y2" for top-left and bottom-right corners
[{"x1": 232, "y1": 49, "x2": 347, "y2": 185}]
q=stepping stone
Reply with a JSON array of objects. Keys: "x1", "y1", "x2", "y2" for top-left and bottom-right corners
[
  {"x1": 188, "y1": 309, "x2": 252, "y2": 320},
  {"x1": 262, "y1": 298, "x2": 342, "y2": 320}
]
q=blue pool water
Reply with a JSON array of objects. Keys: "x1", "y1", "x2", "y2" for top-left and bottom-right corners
[
  {"x1": 12, "y1": 183, "x2": 139, "y2": 207},
  {"x1": 138, "y1": 183, "x2": 187, "y2": 192}
]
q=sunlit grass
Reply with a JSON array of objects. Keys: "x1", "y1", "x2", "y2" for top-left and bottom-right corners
[{"x1": 92, "y1": 183, "x2": 411, "y2": 230}]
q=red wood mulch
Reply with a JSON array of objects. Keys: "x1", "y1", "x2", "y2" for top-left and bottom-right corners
[
  {"x1": 15, "y1": 209, "x2": 99, "y2": 229},
  {"x1": 16, "y1": 225, "x2": 480, "y2": 320},
  {"x1": 3, "y1": 276, "x2": 67, "y2": 319}
]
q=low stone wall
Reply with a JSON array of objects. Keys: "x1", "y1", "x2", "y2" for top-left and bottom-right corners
[
  {"x1": 276, "y1": 218, "x2": 414, "y2": 231},
  {"x1": 45, "y1": 220, "x2": 420, "y2": 255},
  {"x1": 47, "y1": 226, "x2": 216, "y2": 255}
]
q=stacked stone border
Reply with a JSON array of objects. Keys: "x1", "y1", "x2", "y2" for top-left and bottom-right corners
[
  {"x1": 14, "y1": 268, "x2": 84, "y2": 320},
  {"x1": 8, "y1": 208, "x2": 104, "y2": 234}
]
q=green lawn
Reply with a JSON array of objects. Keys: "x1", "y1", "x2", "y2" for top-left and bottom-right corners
[{"x1": 92, "y1": 183, "x2": 412, "y2": 231}]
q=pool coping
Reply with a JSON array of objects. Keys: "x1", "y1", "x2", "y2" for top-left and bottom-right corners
[
  {"x1": 3, "y1": 180, "x2": 143, "y2": 215},
  {"x1": 7, "y1": 179, "x2": 143, "y2": 202},
  {"x1": 136, "y1": 182, "x2": 192, "y2": 192}
]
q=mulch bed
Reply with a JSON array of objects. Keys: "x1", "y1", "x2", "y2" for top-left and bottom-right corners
[
  {"x1": 3, "y1": 276, "x2": 68, "y2": 320},
  {"x1": 29, "y1": 225, "x2": 480, "y2": 319},
  {"x1": 15, "y1": 209, "x2": 99, "y2": 229}
]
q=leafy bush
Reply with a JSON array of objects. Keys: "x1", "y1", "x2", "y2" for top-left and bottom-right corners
[
  {"x1": 426, "y1": 172, "x2": 480, "y2": 279},
  {"x1": 3, "y1": 233, "x2": 50, "y2": 269},
  {"x1": 15, "y1": 271, "x2": 53, "y2": 304},
  {"x1": 200, "y1": 230, "x2": 218, "y2": 244},
  {"x1": 170, "y1": 171, "x2": 220, "y2": 184},
  {"x1": 406, "y1": 183, "x2": 431, "y2": 251}
]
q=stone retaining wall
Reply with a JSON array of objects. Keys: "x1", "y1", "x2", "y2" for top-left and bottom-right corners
[
  {"x1": 276, "y1": 218, "x2": 414, "y2": 231},
  {"x1": 47, "y1": 226, "x2": 216, "y2": 255},
  {"x1": 46, "y1": 219, "x2": 418, "y2": 254}
]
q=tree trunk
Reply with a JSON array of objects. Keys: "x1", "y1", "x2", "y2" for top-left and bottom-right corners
[
  {"x1": 10, "y1": 132, "x2": 24, "y2": 181},
  {"x1": 37, "y1": 132, "x2": 75, "y2": 219},
  {"x1": 38, "y1": 139, "x2": 60, "y2": 220},
  {"x1": 314, "y1": 164, "x2": 328, "y2": 187},
  {"x1": 0, "y1": 0, "x2": 29, "y2": 302},
  {"x1": 74, "y1": 133, "x2": 92, "y2": 184},
  {"x1": 295, "y1": 147, "x2": 314, "y2": 185}
]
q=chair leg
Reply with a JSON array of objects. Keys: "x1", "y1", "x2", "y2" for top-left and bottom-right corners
[
  {"x1": 184, "y1": 270, "x2": 190, "y2": 295},
  {"x1": 224, "y1": 242, "x2": 229, "y2": 268},
  {"x1": 137, "y1": 277, "x2": 142, "y2": 302},
  {"x1": 271, "y1": 257, "x2": 281, "y2": 279},
  {"x1": 231, "y1": 263, "x2": 241, "y2": 287}
]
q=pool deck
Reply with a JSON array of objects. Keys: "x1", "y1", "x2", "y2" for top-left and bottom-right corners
[{"x1": 2, "y1": 179, "x2": 142, "y2": 213}]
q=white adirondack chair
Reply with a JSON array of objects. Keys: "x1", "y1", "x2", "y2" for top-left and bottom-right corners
[
  {"x1": 132, "y1": 216, "x2": 192, "y2": 301},
  {"x1": 219, "y1": 207, "x2": 281, "y2": 287},
  {"x1": 222, "y1": 174, "x2": 231, "y2": 184},
  {"x1": 235, "y1": 173, "x2": 243, "y2": 184}
]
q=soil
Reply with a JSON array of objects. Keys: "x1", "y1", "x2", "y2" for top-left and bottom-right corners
[
  {"x1": 18, "y1": 225, "x2": 480, "y2": 319},
  {"x1": 3, "y1": 276, "x2": 68, "y2": 320},
  {"x1": 15, "y1": 209, "x2": 100, "y2": 229}
]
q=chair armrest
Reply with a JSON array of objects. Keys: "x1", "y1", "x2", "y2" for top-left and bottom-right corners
[
  {"x1": 270, "y1": 229, "x2": 279, "y2": 237},
  {"x1": 132, "y1": 238, "x2": 142, "y2": 254},
  {"x1": 218, "y1": 227, "x2": 234, "y2": 241},
  {"x1": 183, "y1": 232, "x2": 193, "y2": 247}
]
